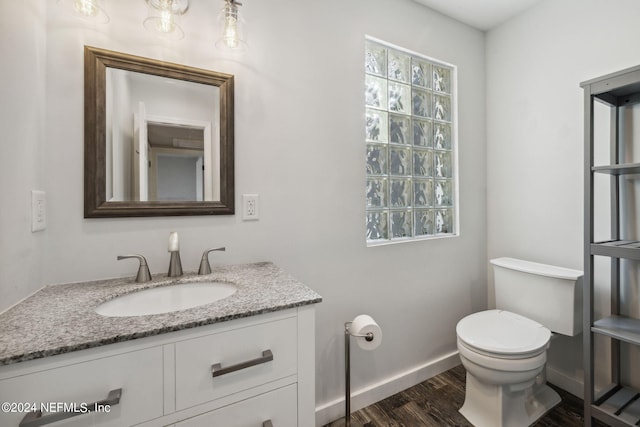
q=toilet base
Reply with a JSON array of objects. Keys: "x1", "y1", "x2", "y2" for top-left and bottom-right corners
[{"x1": 459, "y1": 371, "x2": 561, "y2": 427}]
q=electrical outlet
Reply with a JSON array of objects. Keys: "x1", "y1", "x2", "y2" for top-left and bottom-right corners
[
  {"x1": 31, "y1": 190, "x2": 46, "y2": 232},
  {"x1": 242, "y1": 194, "x2": 259, "y2": 220}
]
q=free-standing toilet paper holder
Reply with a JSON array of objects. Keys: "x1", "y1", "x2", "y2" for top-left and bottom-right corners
[{"x1": 342, "y1": 321, "x2": 375, "y2": 427}]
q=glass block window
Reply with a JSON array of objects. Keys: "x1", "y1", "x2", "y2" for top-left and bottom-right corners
[{"x1": 365, "y1": 37, "x2": 458, "y2": 245}]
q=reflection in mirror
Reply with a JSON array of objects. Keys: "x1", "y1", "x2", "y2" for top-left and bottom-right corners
[
  {"x1": 85, "y1": 46, "x2": 234, "y2": 217},
  {"x1": 106, "y1": 68, "x2": 220, "y2": 203},
  {"x1": 146, "y1": 122, "x2": 208, "y2": 202}
]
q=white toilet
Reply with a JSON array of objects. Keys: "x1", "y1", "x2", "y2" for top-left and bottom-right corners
[{"x1": 456, "y1": 257, "x2": 582, "y2": 427}]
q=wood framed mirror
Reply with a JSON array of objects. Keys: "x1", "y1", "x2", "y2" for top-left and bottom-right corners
[{"x1": 84, "y1": 46, "x2": 234, "y2": 217}]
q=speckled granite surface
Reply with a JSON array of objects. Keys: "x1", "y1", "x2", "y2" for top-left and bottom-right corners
[{"x1": 0, "y1": 262, "x2": 321, "y2": 365}]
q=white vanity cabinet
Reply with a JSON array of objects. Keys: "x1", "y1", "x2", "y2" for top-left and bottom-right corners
[
  {"x1": 175, "y1": 384, "x2": 298, "y2": 427},
  {"x1": 174, "y1": 316, "x2": 298, "y2": 410},
  {"x1": 0, "y1": 306, "x2": 316, "y2": 427},
  {"x1": 0, "y1": 346, "x2": 164, "y2": 427}
]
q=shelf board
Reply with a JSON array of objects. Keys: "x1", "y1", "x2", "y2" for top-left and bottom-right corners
[
  {"x1": 591, "y1": 240, "x2": 640, "y2": 260},
  {"x1": 593, "y1": 163, "x2": 640, "y2": 175},
  {"x1": 592, "y1": 386, "x2": 640, "y2": 426},
  {"x1": 592, "y1": 316, "x2": 640, "y2": 346},
  {"x1": 582, "y1": 64, "x2": 640, "y2": 99}
]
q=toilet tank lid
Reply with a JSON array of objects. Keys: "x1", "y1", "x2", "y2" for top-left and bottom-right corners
[{"x1": 490, "y1": 257, "x2": 583, "y2": 280}]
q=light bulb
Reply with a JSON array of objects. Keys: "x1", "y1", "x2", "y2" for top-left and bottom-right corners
[
  {"x1": 74, "y1": 0, "x2": 98, "y2": 16},
  {"x1": 160, "y1": 9, "x2": 175, "y2": 33},
  {"x1": 222, "y1": 16, "x2": 239, "y2": 49}
]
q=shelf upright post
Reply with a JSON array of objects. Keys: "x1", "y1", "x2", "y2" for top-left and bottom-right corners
[
  {"x1": 609, "y1": 100, "x2": 621, "y2": 389},
  {"x1": 583, "y1": 83, "x2": 595, "y2": 427}
]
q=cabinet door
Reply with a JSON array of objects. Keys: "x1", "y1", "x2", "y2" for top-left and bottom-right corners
[
  {"x1": 176, "y1": 384, "x2": 297, "y2": 427},
  {"x1": 175, "y1": 316, "x2": 297, "y2": 410},
  {"x1": 0, "y1": 347, "x2": 163, "y2": 427}
]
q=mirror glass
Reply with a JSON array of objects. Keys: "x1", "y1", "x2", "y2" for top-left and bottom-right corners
[
  {"x1": 85, "y1": 46, "x2": 234, "y2": 217},
  {"x1": 106, "y1": 69, "x2": 220, "y2": 203}
]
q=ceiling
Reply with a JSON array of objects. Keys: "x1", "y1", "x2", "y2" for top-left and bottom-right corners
[
  {"x1": 412, "y1": 0, "x2": 543, "y2": 31},
  {"x1": 148, "y1": 122, "x2": 204, "y2": 150}
]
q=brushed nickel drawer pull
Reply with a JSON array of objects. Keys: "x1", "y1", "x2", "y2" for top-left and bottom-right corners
[
  {"x1": 211, "y1": 349, "x2": 273, "y2": 378},
  {"x1": 263, "y1": 420, "x2": 274, "y2": 427},
  {"x1": 19, "y1": 388, "x2": 122, "y2": 427}
]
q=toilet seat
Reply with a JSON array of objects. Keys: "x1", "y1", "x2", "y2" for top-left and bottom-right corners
[
  {"x1": 457, "y1": 338, "x2": 547, "y2": 372},
  {"x1": 456, "y1": 310, "x2": 551, "y2": 358}
]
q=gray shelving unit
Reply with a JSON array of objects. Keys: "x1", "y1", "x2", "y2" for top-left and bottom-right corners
[{"x1": 582, "y1": 66, "x2": 640, "y2": 427}]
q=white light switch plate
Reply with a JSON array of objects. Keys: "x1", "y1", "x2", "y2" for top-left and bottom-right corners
[{"x1": 31, "y1": 190, "x2": 46, "y2": 232}]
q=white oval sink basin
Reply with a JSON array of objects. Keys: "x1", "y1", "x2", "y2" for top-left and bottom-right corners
[{"x1": 95, "y1": 282, "x2": 237, "y2": 317}]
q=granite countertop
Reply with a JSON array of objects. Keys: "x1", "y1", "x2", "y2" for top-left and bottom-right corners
[{"x1": 0, "y1": 262, "x2": 322, "y2": 366}]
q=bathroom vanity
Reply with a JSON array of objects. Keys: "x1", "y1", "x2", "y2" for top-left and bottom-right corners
[{"x1": 0, "y1": 262, "x2": 321, "y2": 427}]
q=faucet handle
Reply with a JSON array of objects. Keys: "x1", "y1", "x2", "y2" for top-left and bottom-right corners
[
  {"x1": 198, "y1": 247, "x2": 226, "y2": 275},
  {"x1": 117, "y1": 254, "x2": 152, "y2": 283}
]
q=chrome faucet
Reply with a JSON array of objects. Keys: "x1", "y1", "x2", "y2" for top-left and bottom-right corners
[
  {"x1": 117, "y1": 254, "x2": 152, "y2": 283},
  {"x1": 198, "y1": 247, "x2": 226, "y2": 275},
  {"x1": 168, "y1": 232, "x2": 183, "y2": 277}
]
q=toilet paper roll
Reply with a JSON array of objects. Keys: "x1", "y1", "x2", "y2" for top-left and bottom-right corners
[{"x1": 350, "y1": 314, "x2": 382, "y2": 351}]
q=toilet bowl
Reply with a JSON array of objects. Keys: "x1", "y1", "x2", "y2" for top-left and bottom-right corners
[
  {"x1": 457, "y1": 310, "x2": 558, "y2": 426},
  {"x1": 456, "y1": 258, "x2": 583, "y2": 427}
]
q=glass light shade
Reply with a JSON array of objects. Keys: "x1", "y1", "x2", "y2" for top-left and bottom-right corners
[
  {"x1": 215, "y1": 0, "x2": 247, "y2": 51},
  {"x1": 143, "y1": 14, "x2": 184, "y2": 40},
  {"x1": 58, "y1": 0, "x2": 110, "y2": 24},
  {"x1": 146, "y1": 0, "x2": 189, "y2": 14},
  {"x1": 144, "y1": 0, "x2": 188, "y2": 40}
]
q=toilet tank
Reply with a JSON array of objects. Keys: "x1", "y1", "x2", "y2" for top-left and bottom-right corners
[{"x1": 491, "y1": 257, "x2": 583, "y2": 336}]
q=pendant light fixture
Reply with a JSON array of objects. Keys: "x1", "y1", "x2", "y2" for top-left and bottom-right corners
[
  {"x1": 143, "y1": 0, "x2": 189, "y2": 40},
  {"x1": 216, "y1": 0, "x2": 247, "y2": 51},
  {"x1": 57, "y1": 0, "x2": 110, "y2": 24},
  {"x1": 60, "y1": 0, "x2": 250, "y2": 49}
]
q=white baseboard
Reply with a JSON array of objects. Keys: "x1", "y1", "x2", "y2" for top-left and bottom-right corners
[
  {"x1": 547, "y1": 366, "x2": 583, "y2": 399},
  {"x1": 315, "y1": 350, "x2": 460, "y2": 426}
]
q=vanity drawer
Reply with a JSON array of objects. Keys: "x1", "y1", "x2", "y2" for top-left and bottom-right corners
[
  {"x1": 0, "y1": 347, "x2": 163, "y2": 427},
  {"x1": 175, "y1": 384, "x2": 297, "y2": 427},
  {"x1": 175, "y1": 316, "x2": 297, "y2": 410}
]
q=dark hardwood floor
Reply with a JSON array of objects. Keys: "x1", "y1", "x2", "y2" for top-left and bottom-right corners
[{"x1": 325, "y1": 364, "x2": 605, "y2": 426}]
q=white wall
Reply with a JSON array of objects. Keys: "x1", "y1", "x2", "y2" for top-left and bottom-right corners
[
  {"x1": 1, "y1": 0, "x2": 486, "y2": 422},
  {"x1": 486, "y1": 0, "x2": 640, "y2": 396},
  {"x1": 0, "y1": 1, "x2": 47, "y2": 310}
]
